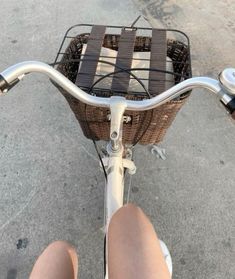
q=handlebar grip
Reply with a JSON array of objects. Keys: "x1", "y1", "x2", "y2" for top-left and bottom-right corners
[
  {"x1": 0, "y1": 74, "x2": 8, "y2": 93},
  {"x1": 221, "y1": 97, "x2": 235, "y2": 119},
  {"x1": 226, "y1": 98, "x2": 235, "y2": 114},
  {"x1": 0, "y1": 74, "x2": 19, "y2": 94}
]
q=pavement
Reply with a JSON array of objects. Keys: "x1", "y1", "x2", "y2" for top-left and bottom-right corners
[{"x1": 0, "y1": 1, "x2": 234, "y2": 278}]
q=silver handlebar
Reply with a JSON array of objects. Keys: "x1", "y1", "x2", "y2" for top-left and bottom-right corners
[{"x1": 0, "y1": 61, "x2": 235, "y2": 113}]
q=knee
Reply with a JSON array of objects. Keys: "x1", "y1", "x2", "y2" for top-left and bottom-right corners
[
  {"x1": 30, "y1": 241, "x2": 78, "y2": 279},
  {"x1": 114, "y1": 203, "x2": 141, "y2": 217},
  {"x1": 109, "y1": 203, "x2": 143, "y2": 229},
  {"x1": 46, "y1": 241, "x2": 75, "y2": 251},
  {"x1": 42, "y1": 241, "x2": 78, "y2": 263}
]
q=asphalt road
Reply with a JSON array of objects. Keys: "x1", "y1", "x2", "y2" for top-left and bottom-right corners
[{"x1": 0, "y1": 1, "x2": 234, "y2": 278}]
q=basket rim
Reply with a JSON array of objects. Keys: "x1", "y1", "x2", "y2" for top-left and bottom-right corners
[
  {"x1": 54, "y1": 23, "x2": 191, "y2": 69},
  {"x1": 63, "y1": 23, "x2": 190, "y2": 45}
]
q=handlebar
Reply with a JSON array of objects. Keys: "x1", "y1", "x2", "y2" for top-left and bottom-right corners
[{"x1": 0, "y1": 61, "x2": 235, "y2": 116}]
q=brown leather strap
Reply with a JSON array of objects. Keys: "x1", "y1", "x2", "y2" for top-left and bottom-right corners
[
  {"x1": 149, "y1": 29, "x2": 167, "y2": 95},
  {"x1": 76, "y1": 25, "x2": 106, "y2": 89},
  {"x1": 111, "y1": 28, "x2": 136, "y2": 93}
]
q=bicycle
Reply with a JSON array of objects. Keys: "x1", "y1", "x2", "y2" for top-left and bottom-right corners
[{"x1": 0, "y1": 59, "x2": 235, "y2": 277}]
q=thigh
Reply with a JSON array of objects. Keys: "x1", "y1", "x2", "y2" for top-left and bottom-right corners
[{"x1": 107, "y1": 204, "x2": 170, "y2": 279}]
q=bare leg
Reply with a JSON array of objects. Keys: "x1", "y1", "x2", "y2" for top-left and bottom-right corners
[
  {"x1": 29, "y1": 241, "x2": 78, "y2": 279},
  {"x1": 108, "y1": 204, "x2": 171, "y2": 279}
]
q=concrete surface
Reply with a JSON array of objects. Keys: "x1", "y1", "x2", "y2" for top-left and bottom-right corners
[{"x1": 0, "y1": 0, "x2": 234, "y2": 278}]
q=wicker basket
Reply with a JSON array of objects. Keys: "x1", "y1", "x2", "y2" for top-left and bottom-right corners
[{"x1": 55, "y1": 25, "x2": 192, "y2": 145}]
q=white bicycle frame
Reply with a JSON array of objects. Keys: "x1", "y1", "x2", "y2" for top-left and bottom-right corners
[{"x1": 1, "y1": 61, "x2": 235, "y2": 278}]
